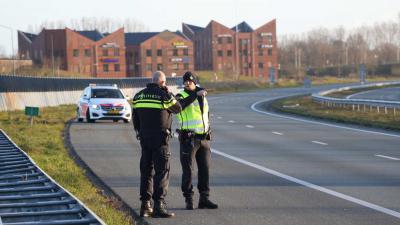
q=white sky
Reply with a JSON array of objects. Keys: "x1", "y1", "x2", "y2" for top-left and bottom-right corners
[{"x1": 0, "y1": 0, "x2": 399, "y2": 56}]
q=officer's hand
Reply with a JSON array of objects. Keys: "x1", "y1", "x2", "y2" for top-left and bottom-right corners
[
  {"x1": 161, "y1": 85, "x2": 169, "y2": 93},
  {"x1": 197, "y1": 90, "x2": 207, "y2": 97}
]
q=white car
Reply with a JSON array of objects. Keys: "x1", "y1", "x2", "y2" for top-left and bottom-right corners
[{"x1": 77, "y1": 84, "x2": 132, "y2": 123}]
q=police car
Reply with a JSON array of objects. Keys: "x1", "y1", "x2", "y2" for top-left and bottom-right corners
[{"x1": 77, "y1": 84, "x2": 132, "y2": 123}]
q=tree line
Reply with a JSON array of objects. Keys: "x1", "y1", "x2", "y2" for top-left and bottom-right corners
[
  {"x1": 26, "y1": 17, "x2": 148, "y2": 34},
  {"x1": 278, "y1": 13, "x2": 400, "y2": 77}
]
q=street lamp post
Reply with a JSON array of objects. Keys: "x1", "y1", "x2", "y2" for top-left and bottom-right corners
[{"x1": 0, "y1": 24, "x2": 15, "y2": 75}]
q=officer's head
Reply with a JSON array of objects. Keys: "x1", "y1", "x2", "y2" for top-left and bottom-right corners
[
  {"x1": 182, "y1": 71, "x2": 197, "y2": 91},
  {"x1": 153, "y1": 71, "x2": 166, "y2": 87}
]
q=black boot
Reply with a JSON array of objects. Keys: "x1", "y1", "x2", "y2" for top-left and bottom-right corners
[
  {"x1": 185, "y1": 198, "x2": 194, "y2": 210},
  {"x1": 140, "y1": 200, "x2": 153, "y2": 217},
  {"x1": 152, "y1": 200, "x2": 175, "y2": 218},
  {"x1": 198, "y1": 196, "x2": 218, "y2": 209}
]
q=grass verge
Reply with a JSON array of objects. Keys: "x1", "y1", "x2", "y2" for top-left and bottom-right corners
[
  {"x1": 0, "y1": 105, "x2": 135, "y2": 225},
  {"x1": 269, "y1": 95, "x2": 400, "y2": 130}
]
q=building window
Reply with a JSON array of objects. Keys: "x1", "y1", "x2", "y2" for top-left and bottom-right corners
[
  {"x1": 129, "y1": 52, "x2": 133, "y2": 58},
  {"x1": 268, "y1": 49, "x2": 273, "y2": 56},
  {"x1": 259, "y1": 50, "x2": 263, "y2": 56},
  {"x1": 258, "y1": 63, "x2": 264, "y2": 69},
  {"x1": 184, "y1": 63, "x2": 189, "y2": 70},
  {"x1": 268, "y1": 36, "x2": 273, "y2": 43},
  {"x1": 183, "y1": 49, "x2": 188, "y2": 56},
  {"x1": 217, "y1": 37, "x2": 222, "y2": 44},
  {"x1": 243, "y1": 50, "x2": 248, "y2": 56},
  {"x1": 227, "y1": 50, "x2": 232, "y2": 57},
  {"x1": 102, "y1": 49, "x2": 108, "y2": 56},
  {"x1": 217, "y1": 50, "x2": 223, "y2": 57},
  {"x1": 135, "y1": 51, "x2": 139, "y2": 57},
  {"x1": 114, "y1": 64, "x2": 120, "y2": 72},
  {"x1": 157, "y1": 49, "x2": 162, "y2": 57},
  {"x1": 85, "y1": 49, "x2": 91, "y2": 57},
  {"x1": 114, "y1": 48, "x2": 120, "y2": 56},
  {"x1": 135, "y1": 64, "x2": 139, "y2": 72},
  {"x1": 172, "y1": 63, "x2": 179, "y2": 70},
  {"x1": 146, "y1": 64, "x2": 152, "y2": 71},
  {"x1": 240, "y1": 39, "x2": 249, "y2": 45},
  {"x1": 173, "y1": 49, "x2": 178, "y2": 56},
  {"x1": 157, "y1": 64, "x2": 163, "y2": 71},
  {"x1": 146, "y1": 49, "x2": 152, "y2": 57},
  {"x1": 243, "y1": 63, "x2": 248, "y2": 68},
  {"x1": 227, "y1": 37, "x2": 232, "y2": 44},
  {"x1": 73, "y1": 49, "x2": 79, "y2": 57},
  {"x1": 103, "y1": 64, "x2": 109, "y2": 72}
]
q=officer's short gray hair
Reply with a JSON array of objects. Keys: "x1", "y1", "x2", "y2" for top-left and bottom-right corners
[{"x1": 152, "y1": 71, "x2": 166, "y2": 84}]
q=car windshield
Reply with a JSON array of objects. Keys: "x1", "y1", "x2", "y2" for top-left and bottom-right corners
[{"x1": 91, "y1": 89, "x2": 124, "y2": 99}]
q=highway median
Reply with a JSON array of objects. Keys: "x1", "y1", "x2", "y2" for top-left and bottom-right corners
[{"x1": 268, "y1": 95, "x2": 400, "y2": 131}]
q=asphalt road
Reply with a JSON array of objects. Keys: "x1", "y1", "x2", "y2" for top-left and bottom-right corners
[
  {"x1": 69, "y1": 84, "x2": 400, "y2": 225},
  {"x1": 347, "y1": 86, "x2": 400, "y2": 101}
]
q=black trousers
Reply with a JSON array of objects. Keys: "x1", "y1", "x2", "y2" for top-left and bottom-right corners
[
  {"x1": 139, "y1": 135, "x2": 170, "y2": 202},
  {"x1": 179, "y1": 137, "x2": 211, "y2": 199}
]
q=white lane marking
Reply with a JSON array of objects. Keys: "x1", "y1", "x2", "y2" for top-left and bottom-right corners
[
  {"x1": 272, "y1": 131, "x2": 283, "y2": 135},
  {"x1": 211, "y1": 148, "x2": 400, "y2": 219},
  {"x1": 312, "y1": 141, "x2": 328, "y2": 146},
  {"x1": 250, "y1": 98, "x2": 400, "y2": 138},
  {"x1": 217, "y1": 117, "x2": 222, "y2": 119},
  {"x1": 246, "y1": 125, "x2": 254, "y2": 128},
  {"x1": 228, "y1": 120, "x2": 236, "y2": 123},
  {"x1": 375, "y1": 154, "x2": 400, "y2": 161}
]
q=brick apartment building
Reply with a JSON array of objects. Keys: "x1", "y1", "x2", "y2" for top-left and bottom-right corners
[
  {"x1": 18, "y1": 28, "x2": 194, "y2": 78},
  {"x1": 18, "y1": 28, "x2": 126, "y2": 77},
  {"x1": 125, "y1": 30, "x2": 193, "y2": 77},
  {"x1": 18, "y1": 19, "x2": 277, "y2": 78},
  {"x1": 182, "y1": 19, "x2": 278, "y2": 79}
]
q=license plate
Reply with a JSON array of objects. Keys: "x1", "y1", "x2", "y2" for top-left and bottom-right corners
[{"x1": 109, "y1": 109, "x2": 120, "y2": 114}]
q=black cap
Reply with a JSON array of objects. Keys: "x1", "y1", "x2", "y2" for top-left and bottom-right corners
[{"x1": 182, "y1": 71, "x2": 197, "y2": 84}]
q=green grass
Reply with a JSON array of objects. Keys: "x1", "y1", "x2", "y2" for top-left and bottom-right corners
[
  {"x1": 0, "y1": 105, "x2": 135, "y2": 225},
  {"x1": 270, "y1": 96, "x2": 400, "y2": 130}
]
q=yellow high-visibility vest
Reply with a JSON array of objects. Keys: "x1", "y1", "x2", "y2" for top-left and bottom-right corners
[{"x1": 176, "y1": 91, "x2": 209, "y2": 134}]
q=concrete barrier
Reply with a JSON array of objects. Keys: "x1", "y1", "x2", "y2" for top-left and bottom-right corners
[{"x1": 0, "y1": 75, "x2": 182, "y2": 111}]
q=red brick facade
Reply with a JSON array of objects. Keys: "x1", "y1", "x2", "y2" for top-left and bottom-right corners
[
  {"x1": 18, "y1": 19, "x2": 277, "y2": 78},
  {"x1": 126, "y1": 31, "x2": 194, "y2": 77},
  {"x1": 183, "y1": 19, "x2": 278, "y2": 79}
]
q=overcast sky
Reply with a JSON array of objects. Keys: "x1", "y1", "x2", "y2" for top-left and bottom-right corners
[{"x1": 0, "y1": 0, "x2": 399, "y2": 56}]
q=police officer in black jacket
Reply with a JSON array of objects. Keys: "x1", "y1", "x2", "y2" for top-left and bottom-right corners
[{"x1": 132, "y1": 71, "x2": 182, "y2": 218}]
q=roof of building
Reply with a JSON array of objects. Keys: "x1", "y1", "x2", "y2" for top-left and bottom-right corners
[
  {"x1": 125, "y1": 32, "x2": 159, "y2": 45},
  {"x1": 231, "y1": 21, "x2": 254, "y2": 32},
  {"x1": 184, "y1": 23, "x2": 205, "y2": 33},
  {"x1": 77, "y1": 30, "x2": 105, "y2": 41},
  {"x1": 21, "y1": 31, "x2": 37, "y2": 42}
]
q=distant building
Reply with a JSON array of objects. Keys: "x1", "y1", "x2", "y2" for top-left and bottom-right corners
[
  {"x1": 18, "y1": 28, "x2": 126, "y2": 78},
  {"x1": 125, "y1": 30, "x2": 194, "y2": 77},
  {"x1": 182, "y1": 19, "x2": 278, "y2": 79}
]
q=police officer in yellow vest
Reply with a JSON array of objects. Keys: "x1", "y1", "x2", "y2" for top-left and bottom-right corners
[
  {"x1": 176, "y1": 71, "x2": 218, "y2": 210},
  {"x1": 132, "y1": 71, "x2": 182, "y2": 218}
]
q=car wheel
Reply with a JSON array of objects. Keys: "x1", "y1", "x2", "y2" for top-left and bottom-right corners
[
  {"x1": 113, "y1": 119, "x2": 119, "y2": 123},
  {"x1": 86, "y1": 109, "x2": 95, "y2": 123},
  {"x1": 123, "y1": 119, "x2": 129, "y2": 123}
]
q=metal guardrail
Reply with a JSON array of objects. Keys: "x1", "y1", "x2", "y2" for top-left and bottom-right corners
[
  {"x1": 0, "y1": 130, "x2": 105, "y2": 225},
  {"x1": 312, "y1": 81, "x2": 400, "y2": 110},
  {"x1": 0, "y1": 74, "x2": 183, "y2": 92}
]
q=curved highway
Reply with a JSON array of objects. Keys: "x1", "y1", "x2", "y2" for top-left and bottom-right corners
[
  {"x1": 69, "y1": 84, "x2": 400, "y2": 225},
  {"x1": 347, "y1": 86, "x2": 400, "y2": 101}
]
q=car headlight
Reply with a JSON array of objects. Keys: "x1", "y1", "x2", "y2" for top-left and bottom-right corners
[{"x1": 91, "y1": 104, "x2": 100, "y2": 110}]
